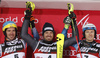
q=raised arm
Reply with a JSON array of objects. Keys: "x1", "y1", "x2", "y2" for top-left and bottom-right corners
[
  {"x1": 62, "y1": 14, "x2": 79, "y2": 49},
  {"x1": 21, "y1": 10, "x2": 38, "y2": 51}
]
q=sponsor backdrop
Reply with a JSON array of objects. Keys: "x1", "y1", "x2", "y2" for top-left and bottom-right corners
[{"x1": 0, "y1": 8, "x2": 100, "y2": 58}]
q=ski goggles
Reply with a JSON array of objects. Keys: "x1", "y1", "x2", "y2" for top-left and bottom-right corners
[{"x1": 83, "y1": 27, "x2": 96, "y2": 32}]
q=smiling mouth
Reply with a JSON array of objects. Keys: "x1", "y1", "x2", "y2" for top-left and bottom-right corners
[
  {"x1": 10, "y1": 35, "x2": 14, "y2": 37},
  {"x1": 47, "y1": 37, "x2": 51, "y2": 39},
  {"x1": 88, "y1": 36, "x2": 93, "y2": 38},
  {"x1": 46, "y1": 36, "x2": 52, "y2": 39}
]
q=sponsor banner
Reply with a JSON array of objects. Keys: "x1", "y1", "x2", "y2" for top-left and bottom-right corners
[{"x1": 0, "y1": 8, "x2": 100, "y2": 58}]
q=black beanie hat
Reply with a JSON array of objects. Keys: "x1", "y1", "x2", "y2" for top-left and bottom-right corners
[{"x1": 42, "y1": 22, "x2": 54, "y2": 35}]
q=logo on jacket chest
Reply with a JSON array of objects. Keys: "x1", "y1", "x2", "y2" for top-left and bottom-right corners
[
  {"x1": 38, "y1": 46, "x2": 56, "y2": 52},
  {"x1": 4, "y1": 45, "x2": 23, "y2": 54},
  {"x1": 80, "y1": 47, "x2": 98, "y2": 52}
]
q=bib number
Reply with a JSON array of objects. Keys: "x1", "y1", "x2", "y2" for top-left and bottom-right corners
[
  {"x1": 48, "y1": 55, "x2": 51, "y2": 58},
  {"x1": 84, "y1": 55, "x2": 88, "y2": 58},
  {"x1": 77, "y1": 53, "x2": 98, "y2": 58},
  {"x1": 14, "y1": 54, "x2": 19, "y2": 58},
  {"x1": 34, "y1": 53, "x2": 56, "y2": 58}
]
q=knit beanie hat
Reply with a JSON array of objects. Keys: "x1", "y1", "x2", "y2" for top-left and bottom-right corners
[{"x1": 42, "y1": 22, "x2": 54, "y2": 35}]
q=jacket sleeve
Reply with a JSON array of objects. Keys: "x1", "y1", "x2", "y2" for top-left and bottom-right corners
[
  {"x1": 63, "y1": 22, "x2": 79, "y2": 49},
  {"x1": 32, "y1": 27, "x2": 40, "y2": 41},
  {"x1": 21, "y1": 17, "x2": 38, "y2": 51}
]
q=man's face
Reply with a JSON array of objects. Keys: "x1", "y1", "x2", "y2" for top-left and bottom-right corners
[
  {"x1": 85, "y1": 30, "x2": 95, "y2": 42},
  {"x1": 6, "y1": 27, "x2": 16, "y2": 41},
  {"x1": 43, "y1": 31, "x2": 54, "y2": 41}
]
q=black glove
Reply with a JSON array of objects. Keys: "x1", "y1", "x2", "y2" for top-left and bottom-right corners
[
  {"x1": 29, "y1": 16, "x2": 35, "y2": 28},
  {"x1": 69, "y1": 12, "x2": 77, "y2": 25},
  {"x1": 69, "y1": 12, "x2": 76, "y2": 19},
  {"x1": 63, "y1": 16, "x2": 71, "y2": 24},
  {"x1": 24, "y1": 10, "x2": 32, "y2": 19}
]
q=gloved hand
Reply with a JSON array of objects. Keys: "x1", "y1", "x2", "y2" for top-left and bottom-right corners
[
  {"x1": 63, "y1": 16, "x2": 71, "y2": 24},
  {"x1": 24, "y1": 10, "x2": 32, "y2": 17},
  {"x1": 29, "y1": 16, "x2": 35, "y2": 28},
  {"x1": 69, "y1": 12, "x2": 77, "y2": 25},
  {"x1": 69, "y1": 12, "x2": 76, "y2": 19},
  {"x1": 63, "y1": 16, "x2": 71, "y2": 29},
  {"x1": 24, "y1": 1, "x2": 35, "y2": 19}
]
